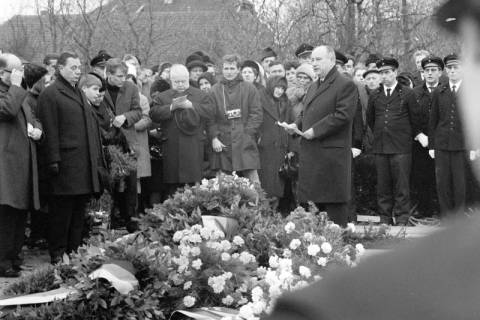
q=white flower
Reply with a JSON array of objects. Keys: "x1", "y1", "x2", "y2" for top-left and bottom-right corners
[
  {"x1": 211, "y1": 229, "x2": 225, "y2": 240},
  {"x1": 183, "y1": 281, "x2": 192, "y2": 290},
  {"x1": 190, "y1": 246, "x2": 201, "y2": 257},
  {"x1": 252, "y1": 300, "x2": 267, "y2": 314},
  {"x1": 282, "y1": 249, "x2": 292, "y2": 258},
  {"x1": 201, "y1": 178, "x2": 209, "y2": 186},
  {"x1": 192, "y1": 259, "x2": 203, "y2": 270},
  {"x1": 321, "y1": 242, "x2": 332, "y2": 254},
  {"x1": 173, "y1": 231, "x2": 184, "y2": 243},
  {"x1": 179, "y1": 244, "x2": 191, "y2": 256},
  {"x1": 284, "y1": 222, "x2": 296, "y2": 234},
  {"x1": 220, "y1": 240, "x2": 232, "y2": 251},
  {"x1": 232, "y1": 236, "x2": 245, "y2": 246},
  {"x1": 307, "y1": 244, "x2": 321, "y2": 256},
  {"x1": 239, "y1": 251, "x2": 256, "y2": 264},
  {"x1": 239, "y1": 304, "x2": 255, "y2": 319},
  {"x1": 208, "y1": 275, "x2": 227, "y2": 293},
  {"x1": 251, "y1": 286, "x2": 263, "y2": 302},
  {"x1": 183, "y1": 295, "x2": 196, "y2": 307},
  {"x1": 289, "y1": 239, "x2": 301, "y2": 250},
  {"x1": 328, "y1": 223, "x2": 341, "y2": 231},
  {"x1": 299, "y1": 266, "x2": 311, "y2": 278},
  {"x1": 356, "y1": 243, "x2": 365, "y2": 256},
  {"x1": 188, "y1": 234, "x2": 202, "y2": 243},
  {"x1": 256, "y1": 266, "x2": 267, "y2": 277},
  {"x1": 200, "y1": 227, "x2": 212, "y2": 240},
  {"x1": 303, "y1": 232, "x2": 314, "y2": 242},
  {"x1": 232, "y1": 253, "x2": 240, "y2": 259},
  {"x1": 221, "y1": 252, "x2": 231, "y2": 261},
  {"x1": 346, "y1": 223, "x2": 356, "y2": 233},
  {"x1": 223, "y1": 272, "x2": 233, "y2": 280},
  {"x1": 293, "y1": 280, "x2": 309, "y2": 290},
  {"x1": 317, "y1": 257, "x2": 327, "y2": 267},
  {"x1": 222, "y1": 295, "x2": 234, "y2": 306},
  {"x1": 238, "y1": 297, "x2": 248, "y2": 305},
  {"x1": 269, "y1": 255, "x2": 280, "y2": 268}
]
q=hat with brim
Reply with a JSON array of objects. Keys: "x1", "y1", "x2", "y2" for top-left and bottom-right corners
[
  {"x1": 335, "y1": 50, "x2": 348, "y2": 66},
  {"x1": 436, "y1": 0, "x2": 480, "y2": 33},
  {"x1": 376, "y1": 57, "x2": 399, "y2": 71},
  {"x1": 444, "y1": 53, "x2": 460, "y2": 66},
  {"x1": 421, "y1": 56, "x2": 444, "y2": 70},
  {"x1": 295, "y1": 43, "x2": 314, "y2": 58},
  {"x1": 260, "y1": 47, "x2": 277, "y2": 62},
  {"x1": 186, "y1": 60, "x2": 207, "y2": 72},
  {"x1": 90, "y1": 51, "x2": 112, "y2": 67},
  {"x1": 363, "y1": 69, "x2": 380, "y2": 78}
]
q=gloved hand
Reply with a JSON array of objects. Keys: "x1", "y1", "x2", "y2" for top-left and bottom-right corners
[{"x1": 428, "y1": 150, "x2": 435, "y2": 159}]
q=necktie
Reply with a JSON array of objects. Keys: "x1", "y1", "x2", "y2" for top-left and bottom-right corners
[
  {"x1": 429, "y1": 86, "x2": 435, "y2": 93},
  {"x1": 452, "y1": 85, "x2": 456, "y2": 94},
  {"x1": 386, "y1": 88, "x2": 391, "y2": 97}
]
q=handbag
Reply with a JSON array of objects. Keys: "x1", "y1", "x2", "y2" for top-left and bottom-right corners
[{"x1": 278, "y1": 151, "x2": 299, "y2": 180}]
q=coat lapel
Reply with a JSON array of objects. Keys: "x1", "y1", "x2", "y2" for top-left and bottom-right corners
[
  {"x1": 56, "y1": 77, "x2": 84, "y2": 107},
  {"x1": 303, "y1": 68, "x2": 338, "y2": 109}
]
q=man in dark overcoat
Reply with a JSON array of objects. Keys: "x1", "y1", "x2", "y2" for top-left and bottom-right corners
[
  {"x1": 150, "y1": 64, "x2": 213, "y2": 195},
  {"x1": 286, "y1": 46, "x2": 358, "y2": 226},
  {"x1": 411, "y1": 56, "x2": 444, "y2": 217},
  {"x1": 0, "y1": 54, "x2": 42, "y2": 277},
  {"x1": 38, "y1": 52, "x2": 103, "y2": 264},
  {"x1": 366, "y1": 57, "x2": 421, "y2": 225},
  {"x1": 428, "y1": 54, "x2": 467, "y2": 216}
]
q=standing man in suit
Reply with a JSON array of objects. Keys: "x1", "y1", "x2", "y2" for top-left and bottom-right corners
[
  {"x1": 429, "y1": 54, "x2": 467, "y2": 216},
  {"x1": 285, "y1": 45, "x2": 358, "y2": 226},
  {"x1": 366, "y1": 57, "x2": 421, "y2": 225},
  {"x1": 38, "y1": 52, "x2": 104, "y2": 264},
  {"x1": 411, "y1": 56, "x2": 444, "y2": 217},
  {"x1": 101, "y1": 58, "x2": 142, "y2": 229}
]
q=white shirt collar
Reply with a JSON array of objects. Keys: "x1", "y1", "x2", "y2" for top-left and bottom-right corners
[
  {"x1": 384, "y1": 81, "x2": 398, "y2": 95},
  {"x1": 450, "y1": 80, "x2": 462, "y2": 91}
]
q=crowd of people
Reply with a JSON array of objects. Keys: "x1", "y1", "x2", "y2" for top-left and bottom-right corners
[{"x1": 0, "y1": 37, "x2": 474, "y2": 277}]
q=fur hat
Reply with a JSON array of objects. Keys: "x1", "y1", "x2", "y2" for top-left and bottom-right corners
[
  {"x1": 296, "y1": 63, "x2": 315, "y2": 81},
  {"x1": 198, "y1": 72, "x2": 217, "y2": 86},
  {"x1": 241, "y1": 60, "x2": 260, "y2": 76}
]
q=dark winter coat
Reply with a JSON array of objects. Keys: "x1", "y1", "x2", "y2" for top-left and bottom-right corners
[
  {"x1": 295, "y1": 67, "x2": 358, "y2": 203},
  {"x1": 366, "y1": 83, "x2": 421, "y2": 154},
  {"x1": 0, "y1": 81, "x2": 41, "y2": 210},
  {"x1": 101, "y1": 80, "x2": 142, "y2": 152},
  {"x1": 150, "y1": 86, "x2": 213, "y2": 183},
  {"x1": 38, "y1": 75, "x2": 103, "y2": 196},
  {"x1": 208, "y1": 75, "x2": 263, "y2": 172},
  {"x1": 429, "y1": 83, "x2": 465, "y2": 151},
  {"x1": 413, "y1": 82, "x2": 437, "y2": 135},
  {"x1": 258, "y1": 77, "x2": 290, "y2": 198}
]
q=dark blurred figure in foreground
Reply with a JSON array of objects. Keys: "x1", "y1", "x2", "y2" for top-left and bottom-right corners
[{"x1": 263, "y1": 1, "x2": 480, "y2": 319}]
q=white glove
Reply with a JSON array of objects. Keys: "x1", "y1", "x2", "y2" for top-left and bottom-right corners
[
  {"x1": 351, "y1": 148, "x2": 362, "y2": 158},
  {"x1": 415, "y1": 133, "x2": 429, "y2": 148},
  {"x1": 428, "y1": 150, "x2": 435, "y2": 159},
  {"x1": 470, "y1": 150, "x2": 478, "y2": 161}
]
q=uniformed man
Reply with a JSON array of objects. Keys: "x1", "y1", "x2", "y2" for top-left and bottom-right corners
[
  {"x1": 294, "y1": 43, "x2": 314, "y2": 65},
  {"x1": 428, "y1": 54, "x2": 468, "y2": 216},
  {"x1": 366, "y1": 57, "x2": 421, "y2": 224},
  {"x1": 411, "y1": 56, "x2": 444, "y2": 217}
]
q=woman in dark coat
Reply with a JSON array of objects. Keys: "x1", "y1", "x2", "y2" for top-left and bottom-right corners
[{"x1": 258, "y1": 76, "x2": 290, "y2": 201}]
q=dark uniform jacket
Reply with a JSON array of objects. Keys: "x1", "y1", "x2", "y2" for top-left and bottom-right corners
[
  {"x1": 366, "y1": 83, "x2": 421, "y2": 154},
  {"x1": 413, "y1": 82, "x2": 438, "y2": 135},
  {"x1": 38, "y1": 75, "x2": 102, "y2": 196},
  {"x1": 295, "y1": 67, "x2": 358, "y2": 203},
  {"x1": 150, "y1": 86, "x2": 213, "y2": 184}
]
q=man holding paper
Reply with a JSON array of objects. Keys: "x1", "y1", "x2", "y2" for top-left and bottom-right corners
[
  {"x1": 284, "y1": 46, "x2": 358, "y2": 226},
  {"x1": 150, "y1": 64, "x2": 213, "y2": 196}
]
